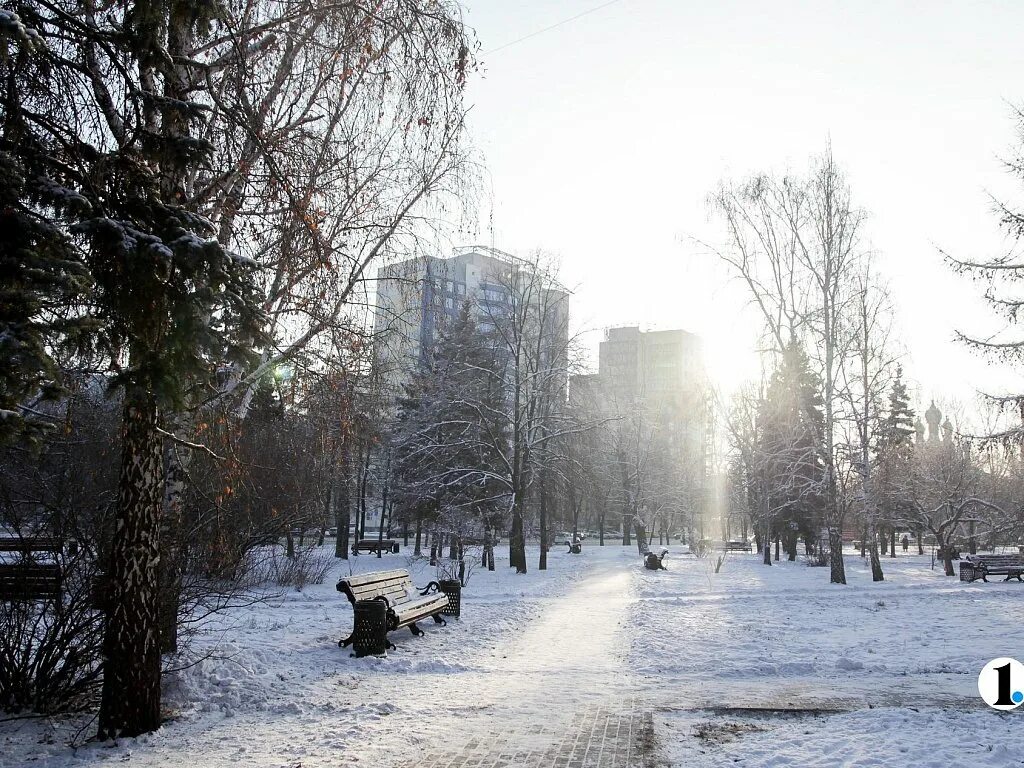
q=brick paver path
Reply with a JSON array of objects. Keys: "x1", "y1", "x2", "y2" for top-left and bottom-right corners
[
  {"x1": 396, "y1": 564, "x2": 658, "y2": 768},
  {"x1": 413, "y1": 698, "x2": 660, "y2": 768}
]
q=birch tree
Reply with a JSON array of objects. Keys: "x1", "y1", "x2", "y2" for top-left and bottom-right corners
[
  {"x1": 708, "y1": 150, "x2": 872, "y2": 583},
  {"x1": 838, "y1": 267, "x2": 897, "y2": 581}
]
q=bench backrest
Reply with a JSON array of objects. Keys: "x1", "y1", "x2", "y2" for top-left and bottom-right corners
[
  {"x1": 0, "y1": 537, "x2": 62, "y2": 554},
  {"x1": 337, "y1": 569, "x2": 415, "y2": 607},
  {"x1": 967, "y1": 554, "x2": 1024, "y2": 567}
]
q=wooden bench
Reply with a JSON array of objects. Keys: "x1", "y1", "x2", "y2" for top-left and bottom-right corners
[
  {"x1": 961, "y1": 554, "x2": 1024, "y2": 583},
  {"x1": 0, "y1": 537, "x2": 62, "y2": 601},
  {"x1": 723, "y1": 541, "x2": 752, "y2": 552},
  {"x1": 336, "y1": 569, "x2": 449, "y2": 655},
  {"x1": 351, "y1": 539, "x2": 400, "y2": 555}
]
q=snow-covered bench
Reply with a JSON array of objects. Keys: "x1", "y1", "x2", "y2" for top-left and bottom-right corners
[
  {"x1": 336, "y1": 569, "x2": 448, "y2": 655},
  {"x1": 722, "y1": 541, "x2": 752, "y2": 552},
  {"x1": 351, "y1": 539, "x2": 400, "y2": 555},
  {"x1": 0, "y1": 537, "x2": 62, "y2": 601},
  {"x1": 960, "y1": 554, "x2": 1024, "y2": 583}
]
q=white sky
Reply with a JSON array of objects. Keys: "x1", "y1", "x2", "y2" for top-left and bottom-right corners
[{"x1": 459, "y1": 0, "x2": 1024, "y2": 415}]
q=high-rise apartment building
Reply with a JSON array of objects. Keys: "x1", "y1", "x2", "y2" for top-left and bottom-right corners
[
  {"x1": 578, "y1": 326, "x2": 712, "y2": 533},
  {"x1": 373, "y1": 247, "x2": 568, "y2": 397},
  {"x1": 597, "y1": 326, "x2": 705, "y2": 410}
]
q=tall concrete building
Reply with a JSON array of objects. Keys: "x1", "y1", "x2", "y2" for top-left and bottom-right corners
[
  {"x1": 578, "y1": 326, "x2": 712, "y2": 536},
  {"x1": 597, "y1": 326, "x2": 705, "y2": 409},
  {"x1": 373, "y1": 247, "x2": 568, "y2": 397}
]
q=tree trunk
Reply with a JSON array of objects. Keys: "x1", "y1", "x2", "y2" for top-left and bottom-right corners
[
  {"x1": 330, "y1": 451, "x2": 346, "y2": 558},
  {"x1": 357, "y1": 451, "x2": 369, "y2": 542},
  {"x1": 889, "y1": 528, "x2": 896, "y2": 558},
  {"x1": 917, "y1": 530, "x2": 924, "y2": 555},
  {"x1": 622, "y1": 512, "x2": 631, "y2": 546},
  {"x1": 539, "y1": 472, "x2": 548, "y2": 571},
  {"x1": 869, "y1": 524, "x2": 884, "y2": 582},
  {"x1": 828, "y1": 525, "x2": 845, "y2": 584},
  {"x1": 774, "y1": 534, "x2": 780, "y2": 562},
  {"x1": 376, "y1": 474, "x2": 389, "y2": 559},
  {"x1": 509, "y1": 493, "x2": 527, "y2": 573},
  {"x1": 98, "y1": 389, "x2": 164, "y2": 739},
  {"x1": 338, "y1": 490, "x2": 351, "y2": 561},
  {"x1": 482, "y1": 524, "x2": 491, "y2": 568},
  {"x1": 484, "y1": 525, "x2": 495, "y2": 571},
  {"x1": 338, "y1": 451, "x2": 352, "y2": 559},
  {"x1": 158, "y1": 439, "x2": 187, "y2": 655},
  {"x1": 414, "y1": 517, "x2": 422, "y2": 557},
  {"x1": 634, "y1": 518, "x2": 648, "y2": 556}
]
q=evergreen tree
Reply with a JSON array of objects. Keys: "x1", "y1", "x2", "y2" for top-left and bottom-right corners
[
  {"x1": 0, "y1": 147, "x2": 91, "y2": 443},
  {"x1": 2, "y1": 4, "x2": 264, "y2": 737},
  {"x1": 875, "y1": 365, "x2": 916, "y2": 547},
  {"x1": 757, "y1": 341, "x2": 825, "y2": 561},
  {"x1": 391, "y1": 306, "x2": 509, "y2": 564}
]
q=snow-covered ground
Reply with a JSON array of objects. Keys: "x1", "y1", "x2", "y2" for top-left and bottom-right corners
[
  {"x1": 3, "y1": 544, "x2": 1023, "y2": 767},
  {"x1": 632, "y1": 550, "x2": 1024, "y2": 767}
]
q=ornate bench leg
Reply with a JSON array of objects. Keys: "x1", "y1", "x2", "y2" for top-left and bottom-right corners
[
  {"x1": 339, "y1": 633, "x2": 355, "y2": 648},
  {"x1": 432, "y1": 613, "x2": 447, "y2": 627},
  {"x1": 409, "y1": 622, "x2": 424, "y2": 637}
]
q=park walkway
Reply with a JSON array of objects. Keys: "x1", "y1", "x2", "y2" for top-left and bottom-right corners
[{"x1": 401, "y1": 560, "x2": 660, "y2": 768}]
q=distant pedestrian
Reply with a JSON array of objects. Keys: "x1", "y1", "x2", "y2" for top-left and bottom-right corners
[{"x1": 901, "y1": 535, "x2": 909, "y2": 553}]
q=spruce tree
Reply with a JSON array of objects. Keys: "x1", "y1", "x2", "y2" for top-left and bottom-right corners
[
  {"x1": 391, "y1": 306, "x2": 508, "y2": 564},
  {"x1": 875, "y1": 365, "x2": 916, "y2": 553},
  {"x1": 758, "y1": 341, "x2": 825, "y2": 561},
  {"x1": 0, "y1": 147, "x2": 91, "y2": 443},
  {"x1": 2, "y1": 4, "x2": 263, "y2": 737}
]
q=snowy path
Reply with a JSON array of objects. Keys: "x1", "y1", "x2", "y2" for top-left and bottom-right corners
[{"x1": 401, "y1": 558, "x2": 639, "y2": 766}]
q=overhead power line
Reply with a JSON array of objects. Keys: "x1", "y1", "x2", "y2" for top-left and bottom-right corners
[{"x1": 484, "y1": 0, "x2": 628, "y2": 55}]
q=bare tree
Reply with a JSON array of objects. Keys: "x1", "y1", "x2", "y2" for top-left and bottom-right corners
[
  {"x1": 904, "y1": 435, "x2": 1005, "y2": 575},
  {"x1": 707, "y1": 150, "x2": 872, "y2": 583},
  {"x1": 837, "y1": 265, "x2": 897, "y2": 581}
]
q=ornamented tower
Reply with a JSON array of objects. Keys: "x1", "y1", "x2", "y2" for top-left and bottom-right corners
[{"x1": 925, "y1": 401, "x2": 942, "y2": 443}]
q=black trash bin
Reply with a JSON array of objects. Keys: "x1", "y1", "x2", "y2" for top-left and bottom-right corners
[
  {"x1": 437, "y1": 579, "x2": 462, "y2": 619},
  {"x1": 352, "y1": 599, "x2": 389, "y2": 657}
]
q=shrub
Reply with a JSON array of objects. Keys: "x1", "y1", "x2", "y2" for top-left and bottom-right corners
[
  {"x1": 0, "y1": 564, "x2": 103, "y2": 714},
  {"x1": 272, "y1": 546, "x2": 334, "y2": 591}
]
